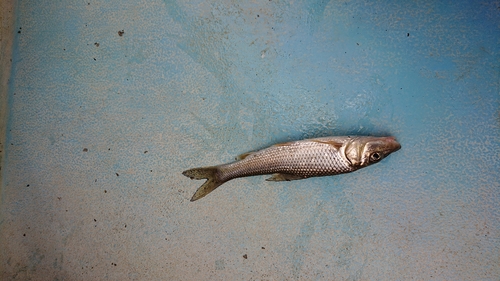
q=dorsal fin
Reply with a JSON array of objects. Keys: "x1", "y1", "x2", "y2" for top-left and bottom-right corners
[
  {"x1": 272, "y1": 141, "x2": 295, "y2": 147},
  {"x1": 236, "y1": 151, "x2": 255, "y2": 160},
  {"x1": 238, "y1": 141, "x2": 296, "y2": 160},
  {"x1": 311, "y1": 139, "x2": 343, "y2": 150}
]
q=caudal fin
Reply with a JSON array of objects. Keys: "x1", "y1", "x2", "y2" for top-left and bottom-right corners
[{"x1": 182, "y1": 166, "x2": 224, "y2": 201}]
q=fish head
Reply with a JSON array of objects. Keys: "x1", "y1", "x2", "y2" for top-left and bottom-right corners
[{"x1": 345, "y1": 136, "x2": 401, "y2": 168}]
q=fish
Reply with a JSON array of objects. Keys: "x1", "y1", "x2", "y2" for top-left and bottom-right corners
[{"x1": 183, "y1": 136, "x2": 401, "y2": 201}]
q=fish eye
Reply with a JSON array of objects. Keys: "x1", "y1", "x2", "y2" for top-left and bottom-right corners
[{"x1": 370, "y1": 152, "x2": 381, "y2": 162}]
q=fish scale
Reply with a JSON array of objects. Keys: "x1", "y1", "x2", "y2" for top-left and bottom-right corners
[
  {"x1": 219, "y1": 141, "x2": 353, "y2": 180},
  {"x1": 183, "y1": 136, "x2": 401, "y2": 201}
]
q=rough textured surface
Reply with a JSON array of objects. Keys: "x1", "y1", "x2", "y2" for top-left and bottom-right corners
[
  {"x1": 0, "y1": 0, "x2": 14, "y2": 191},
  {"x1": 1, "y1": 0, "x2": 499, "y2": 280}
]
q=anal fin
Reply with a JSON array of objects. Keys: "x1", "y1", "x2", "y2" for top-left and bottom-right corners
[{"x1": 266, "y1": 173, "x2": 306, "y2": 182}]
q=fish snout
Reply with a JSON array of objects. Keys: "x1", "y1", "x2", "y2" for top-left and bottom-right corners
[{"x1": 384, "y1": 136, "x2": 401, "y2": 151}]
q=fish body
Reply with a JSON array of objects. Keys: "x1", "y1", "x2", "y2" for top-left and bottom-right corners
[{"x1": 183, "y1": 136, "x2": 401, "y2": 201}]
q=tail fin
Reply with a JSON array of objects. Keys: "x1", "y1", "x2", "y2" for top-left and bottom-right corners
[{"x1": 182, "y1": 166, "x2": 225, "y2": 201}]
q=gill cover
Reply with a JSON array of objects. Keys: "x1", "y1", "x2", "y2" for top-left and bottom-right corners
[{"x1": 345, "y1": 136, "x2": 401, "y2": 168}]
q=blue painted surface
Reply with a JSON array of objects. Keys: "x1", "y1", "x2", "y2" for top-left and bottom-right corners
[{"x1": 1, "y1": 0, "x2": 499, "y2": 280}]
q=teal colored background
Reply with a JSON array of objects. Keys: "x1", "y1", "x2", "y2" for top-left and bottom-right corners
[{"x1": 1, "y1": 0, "x2": 499, "y2": 280}]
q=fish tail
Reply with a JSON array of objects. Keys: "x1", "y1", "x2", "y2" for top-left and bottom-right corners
[{"x1": 182, "y1": 166, "x2": 225, "y2": 202}]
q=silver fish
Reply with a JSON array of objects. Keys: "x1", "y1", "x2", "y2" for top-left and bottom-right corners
[{"x1": 183, "y1": 136, "x2": 401, "y2": 201}]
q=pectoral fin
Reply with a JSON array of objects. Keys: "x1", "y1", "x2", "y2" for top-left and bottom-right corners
[
  {"x1": 266, "y1": 173, "x2": 307, "y2": 181},
  {"x1": 311, "y1": 139, "x2": 343, "y2": 150}
]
